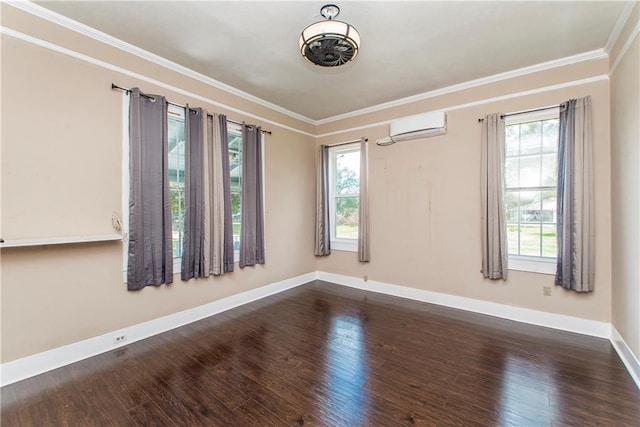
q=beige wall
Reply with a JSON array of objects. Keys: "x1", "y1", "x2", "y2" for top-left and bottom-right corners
[
  {"x1": 0, "y1": 6, "x2": 316, "y2": 363},
  {"x1": 317, "y1": 60, "x2": 612, "y2": 323},
  {"x1": 0, "y1": 2, "x2": 633, "y2": 366},
  {"x1": 610, "y1": 3, "x2": 640, "y2": 360}
]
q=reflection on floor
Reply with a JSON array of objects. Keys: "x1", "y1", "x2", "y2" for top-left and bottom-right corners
[{"x1": 2, "y1": 280, "x2": 639, "y2": 426}]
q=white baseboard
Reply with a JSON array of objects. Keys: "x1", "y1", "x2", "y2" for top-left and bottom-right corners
[
  {"x1": 0, "y1": 272, "x2": 316, "y2": 387},
  {"x1": 611, "y1": 326, "x2": 640, "y2": 389},
  {"x1": 317, "y1": 271, "x2": 611, "y2": 338},
  {"x1": 3, "y1": 270, "x2": 638, "y2": 392}
]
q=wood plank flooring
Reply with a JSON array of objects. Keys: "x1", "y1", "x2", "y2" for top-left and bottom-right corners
[{"x1": 2, "y1": 280, "x2": 639, "y2": 426}]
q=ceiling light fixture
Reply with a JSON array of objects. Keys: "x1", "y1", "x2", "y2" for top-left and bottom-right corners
[{"x1": 299, "y1": 4, "x2": 361, "y2": 67}]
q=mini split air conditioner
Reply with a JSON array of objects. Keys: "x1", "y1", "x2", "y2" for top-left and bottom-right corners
[{"x1": 376, "y1": 111, "x2": 447, "y2": 146}]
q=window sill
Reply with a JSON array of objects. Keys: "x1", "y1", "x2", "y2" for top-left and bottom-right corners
[
  {"x1": 331, "y1": 240, "x2": 357, "y2": 253},
  {"x1": 508, "y1": 256, "x2": 556, "y2": 275}
]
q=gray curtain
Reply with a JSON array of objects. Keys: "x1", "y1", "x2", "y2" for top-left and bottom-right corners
[
  {"x1": 481, "y1": 113, "x2": 508, "y2": 280},
  {"x1": 210, "y1": 114, "x2": 226, "y2": 276},
  {"x1": 202, "y1": 112, "x2": 213, "y2": 276},
  {"x1": 315, "y1": 145, "x2": 331, "y2": 256},
  {"x1": 181, "y1": 107, "x2": 205, "y2": 280},
  {"x1": 220, "y1": 114, "x2": 235, "y2": 272},
  {"x1": 239, "y1": 124, "x2": 265, "y2": 267},
  {"x1": 556, "y1": 96, "x2": 594, "y2": 292},
  {"x1": 127, "y1": 88, "x2": 173, "y2": 290},
  {"x1": 358, "y1": 138, "x2": 370, "y2": 262}
]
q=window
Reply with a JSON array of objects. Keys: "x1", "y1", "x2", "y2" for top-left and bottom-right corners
[
  {"x1": 166, "y1": 110, "x2": 244, "y2": 269},
  {"x1": 168, "y1": 106, "x2": 186, "y2": 262},
  {"x1": 504, "y1": 108, "x2": 559, "y2": 274},
  {"x1": 329, "y1": 143, "x2": 360, "y2": 251},
  {"x1": 227, "y1": 122, "x2": 243, "y2": 253}
]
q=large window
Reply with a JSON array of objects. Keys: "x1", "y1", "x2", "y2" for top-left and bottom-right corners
[
  {"x1": 504, "y1": 109, "x2": 559, "y2": 273},
  {"x1": 167, "y1": 110, "x2": 244, "y2": 265},
  {"x1": 328, "y1": 143, "x2": 360, "y2": 251}
]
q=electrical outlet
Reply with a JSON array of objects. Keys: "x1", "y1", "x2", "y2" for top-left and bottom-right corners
[
  {"x1": 543, "y1": 286, "x2": 551, "y2": 296},
  {"x1": 113, "y1": 334, "x2": 128, "y2": 344},
  {"x1": 364, "y1": 275, "x2": 368, "y2": 282}
]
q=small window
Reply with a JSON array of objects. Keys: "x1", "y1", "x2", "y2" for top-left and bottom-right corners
[
  {"x1": 227, "y1": 122, "x2": 243, "y2": 255},
  {"x1": 168, "y1": 105, "x2": 186, "y2": 261},
  {"x1": 329, "y1": 143, "x2": 360, "y2": 251},
  {"x1": 504, "y1": 109, "x2": 559, "y2": 274}
]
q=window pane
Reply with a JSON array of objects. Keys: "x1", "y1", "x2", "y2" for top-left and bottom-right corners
[
  {"x1": 336, "y1": 151, "x2": 360, "y2": 195},
  {"x1": 520, "y1": 223, "x2": 542, "y2": 256},
  {"x1": 171, "y1": 190, "x2": 184, "y2": 258},
  {"x1": 504, "y1": 157, "x2": 519, "y2": 189},
  {"x1": 505, "y1": 125, "x2": 520, "y2": 157},
  {"x1": 519, "y1": 190, "x2": 541, "y2": 223},
  {"x1": 231, "y1": 192, "x2": 241, "y2": 250},
  {"x1": 507, "y1": 223, "x2": 519, "y2": 255},
  {"x1": 335, "y1": 196, "x2": 359, "y2": 239},
  {"x1": 541, "y1": 153, "x2": 557, "y2": 186},
  {"x1": 541, "y1": 190, "x2": 556, "y2": 223},
  {"x1": 519, "y1": 156, "x2": 541, "y2": 188},
  {"x1": 228, "y1": 130, "x2": 242, "y2": 251},
  {"x1": 505, "y1": 191, "x2": 519, "y2": 222},
  {"x1": 542, "y1": 119, "x2": 559, "y2": 152},
  {"x1": 542, "y1": 224, "x2": 557, "y2": 258},
  {"x1": 519, "y1": 121, "x2": 542, "y2": 155}
]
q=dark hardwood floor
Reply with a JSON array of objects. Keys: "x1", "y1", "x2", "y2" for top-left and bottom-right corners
[{"x1": 2, "y1": 280, "x2": 639, "y2": 426}]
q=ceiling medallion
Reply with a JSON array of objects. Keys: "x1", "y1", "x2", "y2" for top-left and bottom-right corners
[{"x1": 299, "y1": 4, "x2": 361, "y2": 67}]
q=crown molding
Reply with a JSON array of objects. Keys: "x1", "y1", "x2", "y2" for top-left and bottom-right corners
[
  {"x1": 604, "y1": 1, "x2": 637, "y2": 54},
  {"x1": 609, "y1": 19, "x2": 640, "y2": 76},
  {"x1": 6, "y1": 0, "x2": 615, "y2": 130},
  {"x1": 316, "y1": 49, "x2": 608, "y2": 126},
  {"x1": 6, "y1": 0, "x2": 316, "y2": 126},
  {"x1": 316, "y1": 75, "x2": 609, "y2": 139},
  {"x1": 0, "y1": 26, "x2": 316, "y2": 138}
]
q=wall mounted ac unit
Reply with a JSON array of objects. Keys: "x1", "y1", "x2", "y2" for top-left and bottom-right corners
[{"x1": 376, "y1": 111, "x2": 447, "y2": 146}]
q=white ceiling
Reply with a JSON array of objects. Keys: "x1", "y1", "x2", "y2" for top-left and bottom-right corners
[{"x1": 36, "y1": 1, "x2": 629, "y2": 122}]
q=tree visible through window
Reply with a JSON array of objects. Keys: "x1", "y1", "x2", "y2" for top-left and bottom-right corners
[
  {"x1": 329, "y1": 144, "x2": 360, "y2": 246},
  {"x1": 504, "y1": 111, "x2": 559, "y2": 259}
]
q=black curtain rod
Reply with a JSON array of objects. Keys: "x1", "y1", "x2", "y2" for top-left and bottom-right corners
[
  {"x1": 112, "y1": 84, "x2": 272, "y2": 135},
  {"x1": 477, "y1": 105, "x2": 561, "y2": 122},
  {"x1": 325, "y1": 138, "x2": 368, "y2": 148}
]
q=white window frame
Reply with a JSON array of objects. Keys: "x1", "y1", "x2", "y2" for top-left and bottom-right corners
[
  {"x1": 505, "y1": 107, "x2": 559, "y2": 275},
  {"x1": 328, "y1": 143, "x2": 360, "y2": 252}
]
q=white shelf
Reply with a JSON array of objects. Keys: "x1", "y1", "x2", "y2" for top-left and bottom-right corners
[{"x1": 0, "y1": 234, "x2": 122, "y2": 248}]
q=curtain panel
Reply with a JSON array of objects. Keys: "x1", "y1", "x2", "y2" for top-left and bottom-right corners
[
  {"x1": 239, "y1": 124, "x2": 266, "y2": 267},
  {"x1": 209, "y1": 114, "x2": 226, "y2": 276},
  {"x1": 358, "y1": 138, "x2": 370, "y2": 262},
  {"x1": 315, "y1": 145, "x2": 331, "y2": 256},
  {"x1": 480, "y1": 113, "x2": 508, "y2": 280},
  {"x1": 127, "y1": 88, "x2": 173, "y2": 290},
  {"x1": 219, "y1": 115, "x2": 235, "y2": 273},
  {"x1": 181, "y1": 107, "x2": 206, "y2": 281},
  {"x1": 556, "y1": 96, "x2": 594, "y2": 292},
  {"x1": 183, "y1": 110, "x2": 232, "y2": 279}
]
